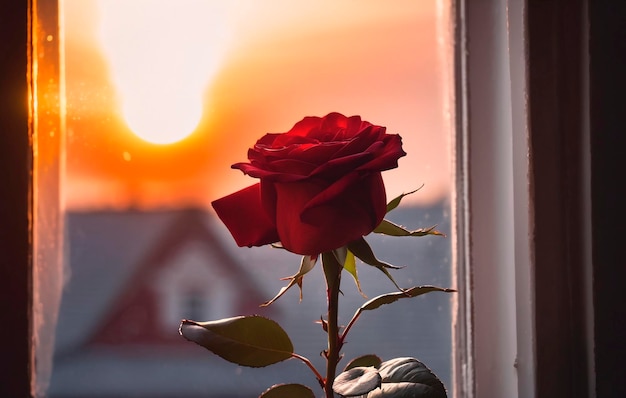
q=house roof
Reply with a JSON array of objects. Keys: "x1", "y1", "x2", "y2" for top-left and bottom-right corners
[
  {"x1": 55, "y1": 210, "x2": 179, "y2": 355},
  {"x1": 86, "y1": 208, "x2": 273, "y2": 346}
]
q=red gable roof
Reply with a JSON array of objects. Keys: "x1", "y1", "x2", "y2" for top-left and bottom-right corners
[{"x1": 88, "y1": 208, "x2": 275, "y2": 347}]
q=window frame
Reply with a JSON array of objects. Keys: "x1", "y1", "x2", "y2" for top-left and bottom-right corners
[
  {"x1": 587, "y1": 1, "x2": 626, "y2": 396},
  {"x1": 455, "y1": 0, "x2": 594, "y2": 396},
  {"x1": 2, "y1": 0, "x2": 626, "y2": 397},
  {"x1": 0, "y1": 1, "x2": 32, "y2": 396}
]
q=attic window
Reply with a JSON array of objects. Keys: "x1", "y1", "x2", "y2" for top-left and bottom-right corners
[{"x1": 180, "y1": 291, "x2": 207, "y2": 322}]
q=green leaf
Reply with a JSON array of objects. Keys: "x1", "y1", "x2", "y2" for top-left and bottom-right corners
[
  {"x1": 361, "y1": 286, "x2": 456, "y2": 311},
  {"x1": 344, "y1": 354, "x2": 383, "y2": 371},
  {"x1": 347, "y1": 238, "x2": 404, "y2": 292},
  {"x1": 179, "y1": 315, "x2": 293, "y2": 367},
  {"x1": 365, "y1": 357, "x2": 448, "y2": 398},
  {"x1": 385, "y1": 187, "x2": 422, "y2": 214},
  {"x1": 259, "y1": 383, "x2": 316, "y2": 398},
  {"x1": 373, "y1": 219, "x2": 445, "y2": 237},
  {"x1": 333, "y1": 366, "x2": 382, "y2": 397},
  {"x1": 261, "y1": 255, "x2": 317, "y2": 307},
  {"x1": 341, "y1": 287, "x2": 454, "y2": 346}
]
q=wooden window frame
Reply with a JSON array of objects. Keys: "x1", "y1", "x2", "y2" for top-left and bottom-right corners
[
  {"x1": 1, "y1": 1, "x2": 625, "y2": 396},
  {"x1": 1, "y1": 1, "x2": 32, "y2": 396}
]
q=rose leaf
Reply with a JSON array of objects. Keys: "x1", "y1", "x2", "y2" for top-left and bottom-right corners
[
  {"x1": 179, "y1": 315, "x2": 293, "y2": 367},
  {"x1": 261, "y1": 255, "x2": 317, "y2": 307},
  {"x1": 343, "y1": 354, "x2": 383, "y2": 371},
  {"x1": 373, "y1": 219, "x2": 445, "y2": 238},
  {"x1": 258, "y1": 383, "x2": 316, "y2": 398},
  {"x1": 333, "y1": 366, "x2": 382, "y2": 397},
  {"x1": 365, "y1": 357, "x2": 448, "y2": 398},
  {"x1": 360, "y1": 286, "x2": 455, "y2": 312}
]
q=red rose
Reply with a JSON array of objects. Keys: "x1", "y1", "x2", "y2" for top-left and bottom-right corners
[{"x1": 212, "y1": 112, "x2": 406, "y2": 255}]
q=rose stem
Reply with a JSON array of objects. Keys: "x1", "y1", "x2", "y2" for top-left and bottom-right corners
[
  {"x1": 322, "y1": 252, "x2": 342, "y2": 398},
  {"x1": 291, "y1": 353, "x2": 325, "y2": 389},
  {"x1": 340, "y1": 307, "x2": 363, "y2": 343}
]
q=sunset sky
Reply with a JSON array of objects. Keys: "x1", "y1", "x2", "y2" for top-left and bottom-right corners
[{"x1": 62, "y1": 0, "x2": 452, "y2": 210}]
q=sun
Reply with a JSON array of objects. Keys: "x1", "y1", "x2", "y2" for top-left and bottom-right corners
[
  {"x1": 96, "y1": 0, "x2": 231, "y2": 145},
  {"x1": 120, "y1": 89, "x2": 203, "y2": 145}
]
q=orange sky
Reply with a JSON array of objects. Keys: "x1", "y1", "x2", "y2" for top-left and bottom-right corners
[{"x1": 63, "y1": 0, "x2": 452, "y2": 211}]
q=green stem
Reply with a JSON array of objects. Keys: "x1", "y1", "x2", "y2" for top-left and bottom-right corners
[{"x1": 322, "y1": 252, "x2": 343, "y2": 398}]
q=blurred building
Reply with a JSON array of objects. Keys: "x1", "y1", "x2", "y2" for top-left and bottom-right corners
[{"x1": 49, "y1": 204, "x2": 451, "y2": 397}]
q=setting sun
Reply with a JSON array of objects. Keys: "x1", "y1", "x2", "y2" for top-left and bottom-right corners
[
  {"x1": 63, "y1": 0, "x2": 449, "y2": 210},
  {"x1": 97, "y1": 1, "x2": 232, "y2": 144},
  {"x1": 119, "y1": 89, "x2": 202, "y2": 145}
]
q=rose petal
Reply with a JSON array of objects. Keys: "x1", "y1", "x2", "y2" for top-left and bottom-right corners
[
  {"x1": 331, "y1": 125, "x2": 381, "y2": 158},
  {"x1": 302, "y1": 172, "x2": 387, "y2": 229},
  {"x1": 254, "y1": 134, "x2": 317, "y2": 155},
  {"x1": 267, "y1": 158, "x2": 317, "y2": 176},
  {"x1": 309, "y1": 151, "x2": 375, "y2": 179},
  {"x1": 356, "y1": 134, "x2": 407, "y2": 172},
  {"x1": 319, "y1": 112, "x2": 349, "y2": 135},
  {"x1": 272, "y1": 174, "x2": 386, "y2": 255},
  {"x1": 233, "y1": 162, "x2": 308, "y2": 182},
  {"x1": 260, "y1": 181, "x2": 278, "y2": 225},
  {"x1": 288, "y1": 141, "x2": 344, "y2": 163},
  {"x1": 211, "y1": 183, "x2": 279, "y2": 248},
  {"x1": 282, "y1": 116, "x2": 324, "y2": 139},
  {"x1": 218, "y1": 113, "x2": 405, "y2": 255}
]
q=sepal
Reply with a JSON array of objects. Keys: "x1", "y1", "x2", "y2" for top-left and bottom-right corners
[
  {"x1": 262, "y1": 255, "x2": 318, "y2": 306},
  {"x1": 347, "y1": 238, "x2": 404, "y2": 292},
  {"x1": 336, "y1": 247, "x2": 366, "y2": 297},
  {"x1": 374, "y1": 219, "x2": 444, "y2": 237},
  {"x1": 384, "y1": 188, "x2": 422, "y2": 214}
]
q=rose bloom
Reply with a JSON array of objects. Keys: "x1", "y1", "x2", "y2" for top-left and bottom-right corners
[{"x1": 212, "y1": 112, "x2": 406, "y2": 255}]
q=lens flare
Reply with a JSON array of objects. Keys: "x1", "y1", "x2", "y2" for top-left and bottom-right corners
[{"x1": 97, "y1": 0, "x2": 231, "y2": 145}]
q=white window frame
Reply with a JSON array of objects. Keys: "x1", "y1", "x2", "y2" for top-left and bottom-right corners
[
  {"x1": 454, "y1": 0, "x2": 596, "y2": 397},
  {"x1": 454, "y1": 0, "x2": 536, "y2": 396}
]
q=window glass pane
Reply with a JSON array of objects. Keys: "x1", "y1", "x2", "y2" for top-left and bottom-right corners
[{"x1": 50, "y1": 1, "x2": 454, "y2": 397}]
